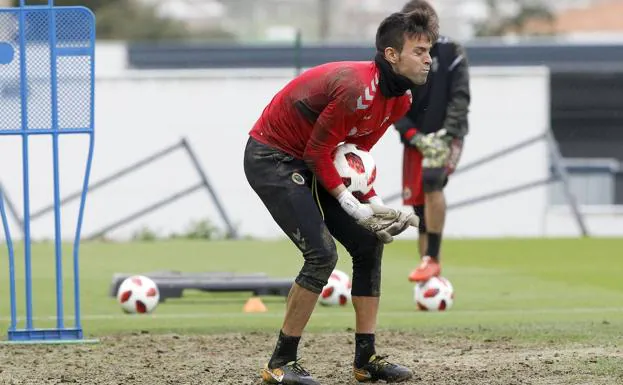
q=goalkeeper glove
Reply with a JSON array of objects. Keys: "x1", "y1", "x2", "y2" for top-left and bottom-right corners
[
  {"x1": 338, "y1": 190, "x2": 418, "y2": 243},
  {"x1": 410, "y1": 129, "x2": 451, "y2": 168}
]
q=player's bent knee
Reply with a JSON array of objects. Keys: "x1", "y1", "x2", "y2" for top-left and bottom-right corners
[
  {"x1": 422, "y1": 167, "x2": 447, "y2": 193},
  {"x1": 351, "y1": 240, "x2": 383, "y2": 297},
  {"x1": 295, "y1": 248, "x2": 339, "y2": 294}
]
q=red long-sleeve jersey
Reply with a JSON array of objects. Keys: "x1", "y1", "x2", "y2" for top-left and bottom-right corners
[{"x1": 250, "y1": 61, "x2": 412, "y2": 192}]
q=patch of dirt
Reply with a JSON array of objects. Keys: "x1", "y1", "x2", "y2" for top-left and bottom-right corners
[{"x1": 0, "y1": 332, "x2": 621, "y2": 384}]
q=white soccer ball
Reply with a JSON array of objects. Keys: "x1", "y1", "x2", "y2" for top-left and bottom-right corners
[
  {"x1": 328, "y1": 269, "x2": 351, "y2": 287},
  {"x1": 318, "y1": 269, "x2": 352, "y2": 306},
  {"x1": 116, "y1": 275, "x2": 160, "y2": 314},
  {"x1": 413, "y1": 276, "x2": 454, "y2": 311},
  {"x1": 332, "y1": 143, "x2": 377, "y2": 198}
]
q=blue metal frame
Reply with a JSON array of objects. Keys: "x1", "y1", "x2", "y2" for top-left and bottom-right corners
[
  {"x1": 0, "y1": 191, "x2": 17, "y2": 333},
  {"x1": 0, "y1": 0, "x2": 96, "y2": 342}
]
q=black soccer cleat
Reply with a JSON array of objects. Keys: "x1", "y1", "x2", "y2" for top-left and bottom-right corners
[
  {"x1": 261, "y1": 359, "x2": 321, "y2": 385},
  {"x1": 353, "y1": 355, "x2": 413, "y2": 383}
]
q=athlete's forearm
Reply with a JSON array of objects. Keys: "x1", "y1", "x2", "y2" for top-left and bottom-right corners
[{"x1": 329, "y1": 184, "x2": 347, "y2": 199}]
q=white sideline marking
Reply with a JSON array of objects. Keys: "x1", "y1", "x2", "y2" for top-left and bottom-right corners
[{"x1": 1, "y1": 307, "x2": 622, "y2": 322}]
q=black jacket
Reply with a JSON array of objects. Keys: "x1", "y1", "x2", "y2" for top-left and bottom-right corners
[{"x1": 395, "y1": 36, "x2": 470, "y2": 139}]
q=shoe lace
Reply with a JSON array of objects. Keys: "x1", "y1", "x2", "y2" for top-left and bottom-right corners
[
  {"x1": 288, "y1": 359, "x2": 311, "y2": 376},
  {"x1": 370, "y1": 355, "x2": 396, "y2": 369}
]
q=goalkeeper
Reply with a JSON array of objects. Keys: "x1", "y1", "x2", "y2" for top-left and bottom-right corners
[
  {"x1": 395, "y1": 0, "x2": 471, "y2": 283},
  {"x1": 244, "y1": 9, "x2": 438, "y2": 385}
]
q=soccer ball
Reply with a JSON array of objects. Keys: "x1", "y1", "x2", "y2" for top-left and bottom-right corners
[
  {"x1": 116, "y1": 275, "x2": 160, "y2": 314},
  {"x1": 413, "y1": 276, "x2": 454, "y2": 311},
  {"x1": 318, "y1": 269, "x2": 352, "y2": 306},
  {"x1": 332, "y1": 143, "x2": 377, "y2": 198},
  {"x1": 329, "y1": 269, "x2": 351, "y2": 288}
]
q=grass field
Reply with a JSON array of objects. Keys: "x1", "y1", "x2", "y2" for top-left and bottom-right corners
[
  {"x1": 1, "y1": 237, "x2": 622, "y2": 344},
  {"x1": 1, "y1": 238, "x2": 622, "y2": 384}
]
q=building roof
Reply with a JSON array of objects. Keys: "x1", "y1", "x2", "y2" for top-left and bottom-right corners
[{"x1": 523, "y1": 0, "x2": 623, "y2": 35}]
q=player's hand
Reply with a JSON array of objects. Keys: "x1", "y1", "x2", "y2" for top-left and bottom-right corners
[
  {"x1": 382, "y1": 208, "x2": 420, "y2": 238},
  {"x1": 357, "y1": 204, "x2": 419, "y2": 244},
  {"x1": 338, "y1": 191, "x2": 419, "y2": 243},
  {"x1": 410, "y1": 130, "x2": 450, "y2": 162},
  {"x1": 339, "y1": 190, "x2": 393, "y2": 241}
]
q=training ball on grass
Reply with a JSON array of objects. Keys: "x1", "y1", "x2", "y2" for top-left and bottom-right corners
[
  {"x1": 117, "y1": 275, "x2": 160, "y2": 314},
  {"x1": 332, "y1": 143, "x2": 376, "y2": 199},
  {"x1": 413, "y1": 276, "x2": 454, "y2": 311},
  {"x1": 318, "y1": 269, "x2": 351, "y2": 307},
  {"x1": 328, "y1": 269, "x2": 351, "y2": 288}
]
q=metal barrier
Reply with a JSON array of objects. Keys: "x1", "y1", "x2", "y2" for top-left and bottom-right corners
[
  {"x1": 383, "y1": 129, "x2": 590, "y2": 237},
  {"x1": 1, "y1": 137, "x2": 238, "y2": 240}
]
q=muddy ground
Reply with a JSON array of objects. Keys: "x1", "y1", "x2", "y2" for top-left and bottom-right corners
[{"x1": 0, "y1": 332, "x2": 621, "y2": 384}]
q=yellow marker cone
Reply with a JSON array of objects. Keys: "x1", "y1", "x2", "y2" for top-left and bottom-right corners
[{"x1": 243, "y1": 296, "x2": 268, "y2": 313}]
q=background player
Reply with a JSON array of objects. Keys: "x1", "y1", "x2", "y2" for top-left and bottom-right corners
[{"x1": 394, "y1": 0, "x2": 471, "y2": 283}]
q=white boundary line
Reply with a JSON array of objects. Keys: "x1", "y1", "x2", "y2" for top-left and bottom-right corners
[{"x1": 1, "y1": 307, "x2": 622, "y2": 322}]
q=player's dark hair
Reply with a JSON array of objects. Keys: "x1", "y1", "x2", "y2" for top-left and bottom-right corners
[
  {"x1": 401, "y1": 0, "x2": 439, "y2": 22},
  {"x1": 375, "y1": 8, "x2": 438, "y2": 53}
]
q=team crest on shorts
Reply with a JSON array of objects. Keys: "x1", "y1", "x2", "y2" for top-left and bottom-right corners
[{"x1": 291, "y1": 172, "x2": 305, "y2": 185}]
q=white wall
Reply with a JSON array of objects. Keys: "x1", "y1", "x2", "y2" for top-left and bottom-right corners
[
  {"x1": 0, "y1": 63, "x2": 553, "y2": 240},
  {"x1": 1, "y1": 48, "x2": 619, "y2": 241},
  {"x1": 544, "y1": 205, "x2": 623, "y2": 237},
  {"x1": 94, "y1": 66, "x2": 552, "y2": 240}
]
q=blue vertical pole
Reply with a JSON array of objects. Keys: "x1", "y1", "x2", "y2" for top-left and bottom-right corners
[
  {"x1": 0, "y1": 192, "x2": 17, "y2": 332},
  {"x1": 49, "y1": 1, "x2": 64, "y2": 330},
  {"x1": 73, "y1": 135, "x2": 94, "y2": 333},
  {"x1": 18, "y1": 2, "x2": 34, "y2": 332},
  {"x1": 73, "y1": 6, "x2": 96, "y2": 333}
]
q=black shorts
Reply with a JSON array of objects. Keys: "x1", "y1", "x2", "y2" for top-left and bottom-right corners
[{"x1": 243, "y1": 137, "x2": 383, "y2": 296}]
